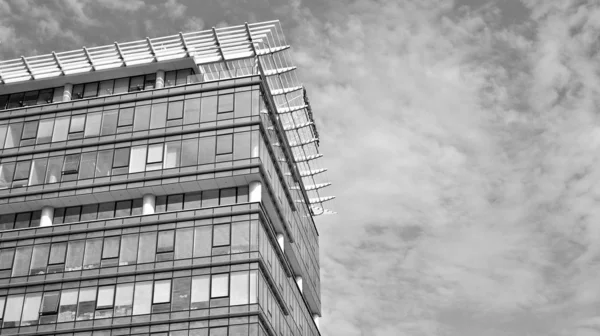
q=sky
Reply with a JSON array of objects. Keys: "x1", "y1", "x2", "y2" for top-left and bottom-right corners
[{"x1": 2, "y1": 0, "x2": 600, "y2": 335}]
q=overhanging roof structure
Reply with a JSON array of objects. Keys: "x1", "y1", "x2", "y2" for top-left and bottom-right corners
[{"x1": 0, "y1": 20, "x2": 334, "y2": 216}]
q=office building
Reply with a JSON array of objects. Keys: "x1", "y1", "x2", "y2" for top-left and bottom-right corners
[{"x1": 0, "y1": 20, "x2": 333, "y2": 336}]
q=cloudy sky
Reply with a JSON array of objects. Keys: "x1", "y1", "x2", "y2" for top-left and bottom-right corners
[{"x1": 2, "y1": 0, "x2": 600, "y2": 335}]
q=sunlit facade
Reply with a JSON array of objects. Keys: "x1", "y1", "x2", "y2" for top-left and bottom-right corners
[{"x1": 0, "y1": 20, "x2": 332, "y2": 336}]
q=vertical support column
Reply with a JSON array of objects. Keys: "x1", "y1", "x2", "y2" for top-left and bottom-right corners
[
  {"x1": 40, "y1": 206, "x2": 54, "y2": 227},
  {"x1": 143, "y1": 194, "x2": 156, "y2": 215},
  {"x1": 156, "y1": 70, "x2": 165, "y2": 89},
  {"x1": 249, "y1": 181, "x2": 262, "y2": 203},
  {"x1": 295, "y1": 276, "x2": 303, "y2": 293},
  {"x1": 277, "y1": 233, "x2": 284, "y2": 252},
  {"x1": 313, "y1": 315, "x2": 320, "y2": 329},
  {"x1": 63, "y1": 83, "x2": 73, "y2": 101}
]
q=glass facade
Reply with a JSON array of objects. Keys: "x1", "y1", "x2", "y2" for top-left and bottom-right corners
[{"x1": 0, "y1": 60, "x2": 320, "y2": 336}]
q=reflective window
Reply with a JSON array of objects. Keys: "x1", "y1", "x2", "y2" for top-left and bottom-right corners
[
  {"x1": 4, "y1": 295, "x2": 24, "y2": 327},
  {"x1": 217, "y1": 94, "x2": 234, "y2": 113},
  {"x1": 57, "y1": 289, "x2": 78, "y2": 322},
  {"x1": 76, "y1": 287, "x2": 96, "y2": 320},
  {"x1": 211, "y1": 273, "x2": 229, "y2": 298},
  {"x1": 114, "y1": 283, "x2": 134, "y2": 317},
  {"x1": 191, "y1": 275, "x2": 209, "y2": 309},
  {"x1": 21, "y1": 292, "x2": 42, "y2": 326},
  {"x1": 132, "y1": 281, "x2": 152, "y2": 315}
]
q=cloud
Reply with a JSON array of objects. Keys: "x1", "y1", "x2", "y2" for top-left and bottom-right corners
[{"x1": 278, "y1": 0, "x2": 600, "y2": 335}]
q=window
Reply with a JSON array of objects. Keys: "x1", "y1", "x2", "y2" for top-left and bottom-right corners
[
  {"x1": 39, "y1": 292, "x2": 60, "y2": 324},
  {"x1": 101, "y1": 110, "x2": 118, "y2": 135},
  {"x1": 37, "y1": 88, "x2": 54, "y2": 104},
  {"x1": 57, "y1": 289, "x2": 78, "y2": 322},
  {"x1": 119, "y1": 234, "x2": 138, "y2": 266},
  {"x1": 138, "y1": 232, "x2": 157, "y2": 263},
  {"x1": 72, "y1": 84, "x2": 84, "y2": 99},
  {"x1": 201, "y1": 95, "x2": 218, "y2": 122},
  {"x1": 83, "y1": 238, "x2": 102, "y2": 269},
  {"x1": 171, "y1": 277, "x2": 191, "y2": 311},
  {"x1": 69, "y1": 114, "x2": 85, "y2": 139},
  {"x1": 233, "y1": 132, "x2": 251, "y2": 160},
  {"x1": 145, "y1": 74, "x2": 156, "y2": 90},
  {"x1": 21, "y1": 292, "x2": 42, "y2": 326},
  {"x1": 96, "y1": 286, "x2": 115, "y2": 319},
  {"x1": 220, "y1": 188, "x2": 237, "y2": 205},
  {"x1": 209, "y1": 327, "x2": 228, "y2": 336},
  {"x1": 198, "y1": 136, "x2": 216, "y2": 164},
  {"x1": 167, "y1": 194, "x2": 183, "y2": 211},
  {"x1": 83, "y1": 82, "x2": 99, "y2": 98},
  {"x1": 14, "y1": 212, "x2": 31, "y2": 229},
  {"x1": 81, "y1": 204, "x2": 99, "y2": 221},
  {"x1": 0, "y1": 162, "x2": 15, "y2": 189},
  {"x1": 12, "y1": 160, "x2": 31, "y2": 188},
  {"x1": 152, "y1": 280, "x2": 171, "y2": 313},
  {"x1": 113, "y1": 77, "x2": 129, "y2": 94},
  {"x1": 96, "y1": 150, "x2": 113, "y2": 177},
  {"x1": 230, "y1": 272, "x2": 249, "y2": 305},
  {"x1": 22, "y1": 90, "x2": 39, "y2": 107},
  {"x1": 114, "y1": 283, "x2": 134, "y2": 317},
  {"x1": 157, "y1": 230, "x2": 175, "y2": 261},
  {"x1": 3, "y1": 295, "x2": 24, "y2": 327},
  {"x1": 234, "y1": 91, "x2": 252, "y2": 118},
  {"x1": 231, "y1": 221, "x2": 250, "y2": 253},
  {"x1": 62, "y1": 154, "x2": 81, "y2": 178},
  {"x1": 165, "y1": 71, "x2": 177, "y2": 87},
  {"x1": 129, "y1": 76, "x2": 144, "y2": 92},
  {"x1": 216, "y1": 134, "x2": 233, "y2": 155},
  {"x1": 211, "y1": 273, "x2": 229, "y2": 298},
  {"x1": 193, "y1": 226, "x2": 212, "y2": 258},
  {"x1": 175, "y1": 228, "x2": 193, "y2": 259},
  {"x1": 150, "y1": 103, "x2": 167, "y2": 129},
  {"x1": 133, "y1": 282, "x2": 152, "y2": 315},
  {"x1": 7, "y1": 92, "x2": 24, "y2": 109},
  {"x1": 29, "y1": 158, "x2": 48, "y2": 186},
  {"x1": 0, "y1": 95, "x2": 8, "y2": 110},
  {"x1": 30, "y1": 244, "x2": 50, "y2": 275},
  {"x1": 167, "y1": 100, "x2": 184, "y2": 126},
  {"x1": 176, "y1": 69, "x2": 192, "y2": 85},
  {"x1": 183, "y1": 98, "x2": 201, "y2": 125},
  {"x1": 213, "y1": 224, "x2": 230, "y2": 247},
  {"x1": 0, "y1": 248, "x2": 15, "y2": 269},
  {"x1": 12, "y1": 246, "x2": 33, "y2": 277},
  {"x1": 76, "y1": 287, "x2": 97, "y2": 320},
  {"x1": 117, "y1": 107, "x2": 134, "y2": 132},
  {"x1": 133, "y1": 105, "x2": 151, "y2": 131},
  {"x1": 64, "y1": 206, "x2": 81, "y2": 223},
  {"x1": 5, "y1": 122, "x2": 23, "y2": 148},
  {"x1": 217, "y1": 94, "x2": 234, "y2": 114},
  {"x1": 146, "y1": 143, "x2": 163, "y2": 170},
  {"x1": 52, "y1": 117, "x2": 70, "y2": 142},
  {"x1": 45, "y1": 156, "x2": 63, "y2": 184},
  {"x1": 164, "y1": 141, "x2": 181, "y2": 168},
  {"x1": 112, "y1": 147, "x2": 130, "y2": 172},
  {"x1": 36, "y1": 119, "x2": 54, "y2": 144},
  {"x1": 101, "y1": 236, "x2": 120, "y2": 267},
  {"x1": 21, "y1": 120, "x2": 39, "y2": 144},
  {"x1": 79, "y1": 152, "x2": 97, "y2": 179},
  {"x1": 99, "y1": 80, "x2": 114, "y2": 96},
  {"x1": 191, "y1": 275, "x2": 209, "y2": 309},
  {"x1": 84, "y1": 112, "x2": 102, "y2": 138},
  {"x1": 48, "y1": 242, "x2": 67, "y2": 273},
  {"x1": 65, "y1": 240, "x2": 85, "y2": 271},
  {"x1": 181, "y1": 138, "x2": 199, "y2": 167}
]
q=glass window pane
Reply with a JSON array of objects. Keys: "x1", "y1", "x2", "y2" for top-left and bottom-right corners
[
  {"x1": 22, "y1": 91, "x2": 39, "y2": 107},
  {"x1": 234, "y1": 91, "x2": 252, "y2": 117},
  {"x1": 165, "y1": 71, "x2": 177, "y2": 87},
  {"x1": 133, "y1": 281, "x2": 152, "y2": 315},
  {"x1": 183, "y1": 98, "x2": 201, "y2": 125},
  {"x1": 13, "y1": 160, "x2": 31, "y2": 187},
  {"x1": 153, "y1": 280, "x2": 171, "y2": 303},
  {"x1": 0, "y1": 248, "x2": 15, "y2": 269},
  {"x1": 157, "y1": 230, "x2": 175, "y2": 253},
  {"x1": 37, "y1": 88, "x2": 54, "y2": 104},
  {"x1": 36, "y1": 119, "x2": 54, "y2": 144},
  {"x1": 231, "y1": 222, "x2": 250, "y2": 253},
  {"x1": 114, "y1": 283, "x2": 134, "y2": 317},
  {"x1": 198, "y1": 136, "x2": 216, "y2": 164},
  {"x1": 193, "y1": 226, "x2": 212, "y2": 257},
  {"x1": 181, "y1": 139, "x2": 199, "y2": 167},
  {"x1": 83, "y1": 82, "x2": 98, "y2": 98},
  {"x1": 167, "y1": 101, "x2": 184, "y2": 120},
  {"x1": 30, "y1": 244, "x2": 50, "y2": 275},
  {"x1": 101, "y1": 110, "x2": 118, "y2": 135},
  {"x1": 80, "y1": 204, "x2": 98, "y2": 221},
  {"x1": 45, "y1": 156, "x2": 62, "y2": 183},
  {"x1": 83, "y1": 238, "x2": 102, "y2": 269},
  {"x1": 191, "y1": 275, "x2": 209, "y2": 309},
  {"x1": 150, "y1": 103, "x2": 167, "y2": 129},
  {"x1": 0, "y1": 162, "x2": 15, "y2": 189},
  {"x1": 7, "y1": 92, "x2": 24, "y2": 109},
  {"x1": 233, "y1": 132, "x2": 251, "y2": 160},
  {"x1": 70, "y1": 114, "x2": 86, "y2": 134},
  {"x1": 97, "y1": 286, "x2": 115, "y2": 308},
  {"x1": 213, "y1": 224, "x2": 230, "y2": 247},
  {"x1": 129, "y1": 146, "x2": 147, "y2": 173},
  {"x1": 200, "y1": 95, "x2": 217, "y2": 122},
  {"x1": 167, "y1": 194, "x2": 183, "y2": 211},
  {"x1": 66, "y1": 240, "x2": 85, "y2": 271},
  {"x1": 129, "y1": 76, "x2": 144, "y2": 92},
  {"x1": 147, "y1": 144, "x2": 163, "y2": 163},
  {"x1": 57, "y1": 289, "x2": 78, "y2": 322},
  {"x1": 72, "y1": 84, "x2": 84, "y2": 99},
  {"x1": 138, "y1": 232, "x2": 157, "y2": 263},
  {"x1": 237, "y1": 186, "x2": 249, "y2": 203},
  {"x1": 230, "y1": 272, "x2": 249, "y2": 305},
  {"x1": 21, "y1": 292, "x2": 42, "y2": 326},
  {"x1": 12, "y1": 246, "x2": 33, "y2": 277},
  {"x1": 84, "y1": 112, "x2": 102, "y2": 138},
  {"x1": 176, "y1": 69, "x2": 191, "y2": 85},
  {"x1": 29, "y1": 158, "x2": 48, "y2": 186},
  {"x1": 113, "y1": 78, "x2": 129, "y2": 94},
  {"x1": 49, "y1": 242, "x2": 67, "y2": 265},
  {"x1": 119, "y1": 234, "x2": 139, "y2": 266},
  {"x1": 13, "y1": 212, "x2": 30, "y2": 229},
  {"x1": 175, "y1": 228, "x2": 193, "y2": 259},
  {"x1": 202, "y1": 189, "x2": 219, "y2": 207},
  {"x1": 0, "y1": 95, "x2": 7, "y2": 110},
  {"x1": 76, "y1": 287, "x2": 97, "y2": 320},
  {"x1": 53, "y1": 87, "x2": 64, "y2": 103},
  {"x1": 96, "y1": 150, "x2": 113, "y2": 177},
  {"x1": 209, "y1": 327, "x2": 228, "y2": 336},
  {"x1": 52, "y1": 117, "x2": 70, "y2": 142},
  {"x1": 211, "y1": 273, "x2": 229, "y2": 298},
  {"x1": 113, "y1": 148, "x2": 130, "y2": 168},
  {"x1": 99, "y1": 80, "x2": 114, "y2": 96},
  {"x1": 41, "y1": 291, "x2": 60, "y2": 314},
  {"x1": 118, "y1": 107, "x2": 134, "y2": 126},
  {"x1": 164, "y1": 141, "x2": 181, "y2": 169},
  {"x1": 63, "y1": 206, "x2": 81, "y2": 223},
  {"x1": 78, "y1": 152, "x2": 96, "y2": 179},
  {"x1": 5, "y1": 123, "x2": 23, "y2": 148},
  {"x1": 145, "y1": 74, "x2": 156, "y2": 90},
  {"x1": 220, "y1": 188, "x2": 236, "y2": 205},
  {"x1": 133, "y1": 105, "x2": 151, "y2": 131},
  {"x1": 62, "y1": 154, "x2": 81, "y2": 175},
  {"x1": 218, "y1": 94, "x2": 234, "y2": 113},
  {"x1": 102, "y1": 236, "x2": 120, "y2": 259},
  {"x1": 216, "y1": 134, "x2": 233, "y2": 155},
  {"x1": 22, "y1": 121, "x2": 38, "y2": 140},
  {"x1": 98, "y1": 202, "x2": 115, "y2": 219},
  {"x1": 115, "y1": 200, "x2": 132, "y2": 217},
  {"x1": 184, "y1": 191, "x2": 201, "y2": 210},
  {"x1": 172, "y1": 277, "x2": 191, "y2": 311},
  {"x1": 4, "y1": 295, "x2": 24, "y2": 327}
]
